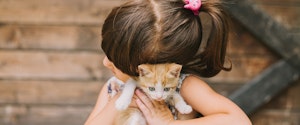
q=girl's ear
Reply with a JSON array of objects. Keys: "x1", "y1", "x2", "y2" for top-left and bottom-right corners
[
  {"x1": 167, "y1": 64, "x2": 182, "y2": 78},
  {"x1": 138, "y1": 64, "x2": 153, "y2": 77}
]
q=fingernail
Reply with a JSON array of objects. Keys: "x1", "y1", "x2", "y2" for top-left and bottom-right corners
[{"x1": 135, "y1": 89, "x2": 140, "y2": 94}]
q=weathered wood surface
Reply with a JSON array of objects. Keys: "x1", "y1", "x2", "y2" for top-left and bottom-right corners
[
  {"x1": 252, "y1": 1, "x2": 300, "y2": 31},
  {"x1": 205, "y1": 55, "x2": 276, "y2": 84},
  {"x1": 223, "y1": 0, "x2": 300, "y2": 116},
  {"x1": 224, "y1": 0, "x2": 300, "y2": 62},
  {"x1": 252, "y1": 0, "x2": 300, "y2": 30},
  {"x1": 0, "y1": 51, "x2": 108, "y2": 80},
  {"x1": 0, "y1": 105, "x2": 92, "y2": 125},
  {"x1": 0, "y1": 25, "x2": 101, "y2": 51},
  {"x1": 263, "y1": 80, "x2": 300, "y2": 109},
  {"x1": 0, "y1": 0, "x2": 299, "y2": 125},
  {"x1": 251, "y1": 82, "x2": 300, "y2": 124},
  {"x1": 229, "y1": 60, "x2": 300, "y2": 114},
  {"x1": 0, "y1": 0, "x2": 123, "y2": 25},
  {"x1": 251, "y1": 109, "x2": 300, "y2": 125},
  {"x1": 256, "y1": 5, "x2": 300, "y2": 30},
  {"x1": 0, "y1": 80, "x2": 103, "y2": 105}
]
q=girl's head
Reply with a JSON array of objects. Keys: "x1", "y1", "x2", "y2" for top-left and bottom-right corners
[{"x1": 101, "y1": 0, "x2": 230, "y2": 77}]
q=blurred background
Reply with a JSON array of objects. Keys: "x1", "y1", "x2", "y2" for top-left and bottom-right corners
[{"x1": 0, "y1": 0, "x2": 299, "y2": 125}]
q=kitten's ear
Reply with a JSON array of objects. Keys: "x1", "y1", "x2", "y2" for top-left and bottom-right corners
[
  {"x1": 138, "y1": 64, "x2": 153, "y2": 77},
  {"x1": 167, "y1": 64, "x2": 182, "y2": 78}
]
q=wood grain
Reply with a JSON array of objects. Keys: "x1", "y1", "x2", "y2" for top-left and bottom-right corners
[
  {"x1": 0, "y1": 0, "x2": 299, "y2": 124},
  {"x1": 0, "y1": 80, "x2": 104, "y2": 105},
  {"x1": 0, "y1": 25, "x2": 101, "y2": 51},
  {"x1": 0, "y1": 0, "x2": 123, "y2": 25},
  {"x1": 0, "y1": 51, "x2": 109, "y2": 80}
]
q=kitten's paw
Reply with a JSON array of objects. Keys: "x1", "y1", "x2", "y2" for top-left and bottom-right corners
[
  {"x1": 181, "y1": 105, "x2": 193, "y2": 114},
  {"x1": 115, "y1": 97, "x2": 131, "y2": 110},
  {"x1": 175, "y1": 101, "x2": 193, "y2": 114}
]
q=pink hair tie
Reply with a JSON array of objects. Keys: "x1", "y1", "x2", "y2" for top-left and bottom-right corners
[{"x1": 184, "y1": 0, "x2": 201, "y2": 15}]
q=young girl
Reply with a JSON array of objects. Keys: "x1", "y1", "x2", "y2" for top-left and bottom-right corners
[{"x1": 85, "y1": 0, "x2": 252, "y2": 124}]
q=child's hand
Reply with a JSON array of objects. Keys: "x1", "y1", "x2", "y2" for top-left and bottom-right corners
[{"x1": 135, "y1": 89, "x2": 174, "y2": 125}]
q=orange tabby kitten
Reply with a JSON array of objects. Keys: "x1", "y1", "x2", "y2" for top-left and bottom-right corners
[{"x1": 108, "y1": 63, "x2": 193, "y2": 125}]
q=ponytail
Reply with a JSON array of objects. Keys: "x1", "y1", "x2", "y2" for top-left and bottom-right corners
[
  {"x1": 186, "y1": 0, "x2": 231, "y2": 77},
  {"x1": 201, "y1": 0, "x2": 231, "y2": 77}
]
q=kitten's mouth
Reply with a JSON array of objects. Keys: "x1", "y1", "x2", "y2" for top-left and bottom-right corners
[{"x1": 155, "y1": 98, "x2": 164, "y2": 101}]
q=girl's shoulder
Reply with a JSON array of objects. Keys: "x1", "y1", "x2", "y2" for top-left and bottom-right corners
[
  {"x1": 181, "y1": 74, "x2": 212, "y2": 92},
  {"x1": 182, "y1": 74, "x2": 207, "y2": 85}
]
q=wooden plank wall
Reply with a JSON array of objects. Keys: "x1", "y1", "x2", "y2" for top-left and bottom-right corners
[
  {"x1": 244, "y1": 0, "x2": 300, "y2": 124},
  {"x1": 0, "y1": 0, "x2": 299, "y2": 125}
]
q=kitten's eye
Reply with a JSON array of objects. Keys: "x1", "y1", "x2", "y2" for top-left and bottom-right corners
[
  {"x1": 149, "y1": 87, "x2": 155, "y2": 91},
  {"x1": 164, "y1": 88, "x2": 170, "y2": 92}
]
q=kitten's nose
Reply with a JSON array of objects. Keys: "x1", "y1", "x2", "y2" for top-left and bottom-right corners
[
  {"x1": 155, "y1": 96, "x2": 163, "y2": 101},
  {"x1": 156, "y1": 97, "x2": 163, "y2": 101},
  {"x1": 155, "y1": 93, "x2": 163, "y2": 100}
]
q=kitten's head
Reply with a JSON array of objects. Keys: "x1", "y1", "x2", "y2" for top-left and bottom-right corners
[{"x1": 137, "y1": 63, "x2": 182, "y2": 101}]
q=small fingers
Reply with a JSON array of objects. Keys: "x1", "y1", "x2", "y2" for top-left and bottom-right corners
[
  {"x1": 136, "y1": 99, "x2": 152, "y2": 118},
  {"x1": 128, "y1": 95, "x2": 138, "y2": 108},
  {"x1": 135, "y1": 89, "x2": 154, "y2": 109}
]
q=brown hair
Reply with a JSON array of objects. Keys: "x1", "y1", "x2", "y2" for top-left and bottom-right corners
[{"x1": 101, "y1": 0, "x2": 231, "y2": 77}]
